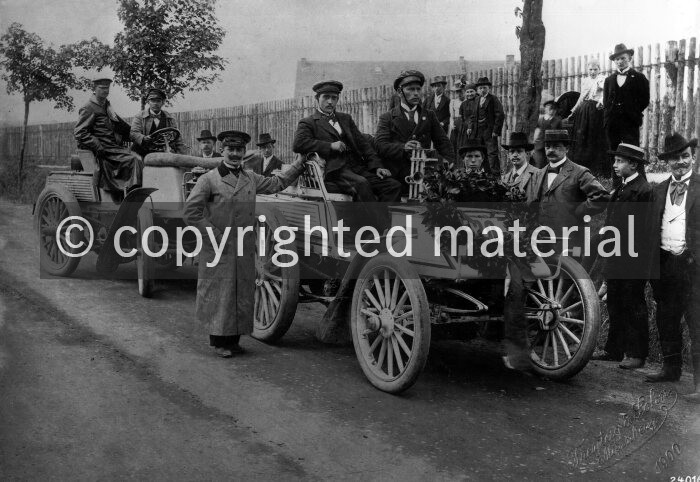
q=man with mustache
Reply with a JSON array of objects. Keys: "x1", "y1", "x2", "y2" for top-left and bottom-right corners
[
  {"x1": 646, "y1": 133, "x2": 700, "y2": 403},
  {"x1": 529, "y1": 130, "x2": 610, "y2": 255}
]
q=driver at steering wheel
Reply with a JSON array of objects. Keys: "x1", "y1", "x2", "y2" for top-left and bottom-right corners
[{"x1": 130, "y1": 87, "x2": 186, "y2": 157}]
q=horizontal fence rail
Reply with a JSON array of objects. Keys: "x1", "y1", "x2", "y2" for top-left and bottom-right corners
[{"x1": 1, "y1": 37, "x2": 698, "y2": 167}]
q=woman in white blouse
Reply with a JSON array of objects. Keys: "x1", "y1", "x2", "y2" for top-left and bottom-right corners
[{"x1": 568, "y1": 59, "x2": 610, "y2": 177}]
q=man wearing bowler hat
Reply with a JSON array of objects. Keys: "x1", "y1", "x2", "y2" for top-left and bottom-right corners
[
  {"x1": 501, "y1": 132, "x2": 537, "y2": 193},
  {"x1": 130, "y1": 87, "x2": 186, "y2": 157},
  {"x1": 184, "y1": 130, "x2": 307, "y2": 358},
  {"x1": 603, "y1": 43, "x2": 650, "y2": 151},
  {"x1": 423, "y1": 75, "x2": 451, "y2": 133},
  {"x1": 645, "y1": 133, "x2": 700, "y2": 402},
  {"x1": 196, "y1": 129, "x2": 221, "y2": 158},
  {"x1": 246, "y1": 133, "x2": 282, "y2": 177},
  {"x1": 471, "y1": 76, "x2": 505, "y2": 175},
  {"x1": 293, "y1": 80, "x2": 402, "y2": 221},
  {"x1": 529, "y1": 129, "x2": 610, "y2": 254},
  {"x1": 375, "y1": 70, "x2": 455, "y2": 192},
  {"x1": 592, "y1": 143, "x2": 653, "y2": 369},
  {"x1": 74, "y1": 75, "x2": 143, "y2": 192}
]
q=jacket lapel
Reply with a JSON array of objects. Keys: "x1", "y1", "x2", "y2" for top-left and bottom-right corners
[
  {"x1": 217, "y1": 162, "x2": 238, "y2": 189},
  {"x1": 392, "y1": 107, "x2": 415, "y2": 140},
  {"x1": 233, "y1": 170, "x2": 251, "y2": 195},
  {"x1": 546, "y1": 159, "x2": 572, "y2": 193},
  {"x1": 314, "y1": 111, "x2": 341, "y2": 141}
]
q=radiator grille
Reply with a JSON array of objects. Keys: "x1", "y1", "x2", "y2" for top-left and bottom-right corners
[{"x1": 47, "y1": 172, "x2": 97, "y2": 202}]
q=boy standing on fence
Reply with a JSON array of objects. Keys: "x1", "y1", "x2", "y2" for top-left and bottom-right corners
[{"x1": 471, "y1": 76, "x2": 505, "y2": 175}]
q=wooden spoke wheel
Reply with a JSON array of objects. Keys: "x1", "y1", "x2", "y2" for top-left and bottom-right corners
[
  {"x1": 351, "y1": 254, "x2": 430, "y2": 394},
  {"x1": 136, "y1": 205, "x2": 155, "y2": 297},
  {"x1": 252, "y1": 208, "x2": 299, "y2": 342},
  {"x1": 525, "y1": 255, "x2": 600, "y2": 380},
  {"x1": 35, "y1": 186, "x2": 84, "y2": 277}
]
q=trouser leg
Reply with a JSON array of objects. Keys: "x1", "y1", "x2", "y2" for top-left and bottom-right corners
[
  {"x1": 604, "y1": 280, "x2": 626, "y2": 359},
  {"x1": 620, "y1": 279, "x2": 649, "y2": 359},
  {"x1": 483, "y1": 133, "x2": 501, "y2": 175},
  {"x1": 364, "y1": 171, "x2": 402, "y2": 202},
  {"x1": 504, "y1": 262, "x2": 530, "y2": 352},
  {"x1": 650, "y1": 253, "x2": 688, "y2": 368}
]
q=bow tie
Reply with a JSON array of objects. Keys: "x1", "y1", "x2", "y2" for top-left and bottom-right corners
[
  {"x1": 322, "y1": 111, "x2": 338, "y2": 122},
  {"x1": 670, "y1": 179, "x2": 688, "y2": 206},
  {"x1": 547, "y1": 165, "x2": 562, "y2": 174},
  {"x1": 617, "y1": 71, "x2": 628, "y2": 76}
]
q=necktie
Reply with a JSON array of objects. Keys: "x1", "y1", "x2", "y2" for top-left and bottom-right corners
[
  {"x1": 670, "y1": 180, "x2": 688, "y2": 206},
  {"x1": 511, "y1": 171, "x2": 520, "y2": 183},
  {"x1": 404, "y1": 109, "x2": 416, "y2": 126}
]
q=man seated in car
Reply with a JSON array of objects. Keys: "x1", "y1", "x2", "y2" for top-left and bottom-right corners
[
  {"x1": 74, "y1": 75, "x2": 143, "y2": 192},
  {"x1": 130, "y1": 87, "x2": 186, "y2": 157}
]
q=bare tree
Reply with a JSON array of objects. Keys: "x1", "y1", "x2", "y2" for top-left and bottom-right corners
[{"x1": 514, "y1": 0, "x2": 546, "y2": 135}]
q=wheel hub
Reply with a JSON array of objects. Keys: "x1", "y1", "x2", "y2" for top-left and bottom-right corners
[
  {"x1": 255, "y1": 278, "x2": 264, "y2": 286},
  {"x1": 539, "y1": 303, "x2": 560, "y2": 330},
  {"x1": 378, "y1": 308, "x2": 395, "y2": 338}
]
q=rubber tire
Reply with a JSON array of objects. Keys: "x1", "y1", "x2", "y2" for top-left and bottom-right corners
[
  {"x1": 35, "y1": 185, "x2": 83, "y2": 277},
  {"x1": 529, "y1": 255, "x2": 601, "y2": 380},
  {"x1": 136, "y1": 205, "x2": 155, "y2": 298},
  {"x1": 350, "y1": 253, "x2": 431, "y2": 394},
  {"x1": 251, "y1": 207, "x2": 300, "y2": 343}
]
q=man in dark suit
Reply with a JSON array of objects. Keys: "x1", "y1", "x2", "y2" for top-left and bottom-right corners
[
  {"x1": 501, "y1": 132, "x2": 538, "y2": 193},
  {"x1": 293, "y1": 80, "x2": 402, "y2": 219},
  {"x1": 603, "y1": 43, "x2": 650, "y2": 150},
  {"x1": 471, "y1": 76, "x2": 505, "y2": 175},
  {"x1": 423, "y1": 75, "x2": 451, "y2": 133},
  {"x1": 245, "y1": 133, "x2": 282, "y2": 177},
  {"x1": 374, "y1": 70, "x2": 455, "y2": 192},
  {"x1": 130, "y1": 87, "x2": 186, "y2": 157},
  {"x1": 645, "y1": 133, "x2": 700, "y2": 403},
  {"x1": 74, "y1": 76, "x2": 142, "y2": 192},
  {"x1": 196, "y1": 129, "x2": 222, "y2": 158},
  {"x1": 592, "y1": 144, "x2": 653, "y2": 369},
  {"x1": 529, "y1": 130, "x2": 610, "y2": 255}
]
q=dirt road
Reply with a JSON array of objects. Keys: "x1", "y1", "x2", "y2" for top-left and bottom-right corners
[{"x1": 1, "y1": 202, "x2": 698, "y2": 480}]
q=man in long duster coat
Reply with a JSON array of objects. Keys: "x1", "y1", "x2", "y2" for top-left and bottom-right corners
[{"x1": 184, "y1": 130, "x2": 305, "y2": 357}]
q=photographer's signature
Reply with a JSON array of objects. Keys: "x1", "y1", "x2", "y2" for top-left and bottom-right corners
[{"x1": 566, "y1": 387, "x2": 678, "y2": 471}]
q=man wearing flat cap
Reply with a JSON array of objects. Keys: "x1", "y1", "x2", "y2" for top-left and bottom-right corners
[
  {"x1": 471, "y1": 76, "x2": 505, "y2": 175},
  {"x1": 529, "y1": 129, "x2": 610, "y2": 255},
  {"x1": 130, "y1": 87, "x2": 186, "y2": 157},
  {"x1": 184, "y1": 130, "x2": 307, "y2": 358},
  {"x1": 375, "y1": 70, "x2": 456, "y2": 192},
  {"x1": 603, "y1": 43, "x2": 650, "y2": 153},
  {"x1": 501, "y1": 132, "x2": 537, "y2": 193},
  {"x1": 645, "y1": 133, "x2": 700, "y2": 403},
  {"x1": 245, "y1": 133, "x2": 282, "y2": 177},
  {"x1": 74, "y1": 76, "x2": 143, "y2": 192},
  {"x1": 593, "y1": 143, "x2": 653, "y2": 370},
  {"x1": 293, "y1": 80, "x2": 402, "y2": 225},
  {"x1": 423, "y1": 75, "x2": 451, "y2": 133},
  {"x1": 196, "y1": 129, "x2": 221, "y2": 158}
]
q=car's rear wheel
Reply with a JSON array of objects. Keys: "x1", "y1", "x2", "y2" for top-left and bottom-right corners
[{"x1": 35, "y1": 186, "x2": 84, "y2": 277}]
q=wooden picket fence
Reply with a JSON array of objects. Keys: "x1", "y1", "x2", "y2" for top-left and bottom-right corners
[{"x1": 1, "y1": 37, "x2": 698, "y2": 167}]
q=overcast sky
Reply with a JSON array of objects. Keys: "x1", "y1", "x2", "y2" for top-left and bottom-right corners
[{"x1": 0, "y1": 0, "x2": 697, "y2": 125}]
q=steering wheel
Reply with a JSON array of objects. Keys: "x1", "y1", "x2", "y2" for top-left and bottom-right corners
[{"x1": 148, "y1": 127, "x2": 182, "y2": 153}]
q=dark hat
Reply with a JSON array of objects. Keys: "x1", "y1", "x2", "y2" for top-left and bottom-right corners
[
  {"x1": 464, "y1": 83, "x2": 477, "y2": 91},
  {"x1": 474, "y1": 76, "x2": 492, "y2": 87},
  {"x1": 394, "y1": 70, "x2": 426, "y2": 90},
  {"x1": 146, "y1": 87, "x2": 166, "y2": 100},
  {"x1": 92, "y1": 75, "x2": 112, "y2": 85},
  {"x1": 608, "y1": 143, "x2": 647, "y2": 163},
  {"x1": 543, "y1": 100, "x2": 557, "y2": 108},
  {"x1": 196, "y1": 129, "x2": 217, "y2": 142},
  {"x1": 609, "y1": 43, "x2": 635, "y2": 60},
  {"x1": 544, "y1": 129, "x2": 571, "y2": 144},
  {"x1": 458, "y1": 139, "x2": 488, "y2": 158},
  {"x1": 657, "y1": 132, "x2": 698, "y2": 160},
  {"x1": 256, "y1": 133, "x2": 276, "y2": 146},
  {"x1": 217, "y1": 130, "x2": 251, "y2": 148},
  {"x1": 312, "y1": 80, "x2": 343, "y2": 95},
  {"x1": 430, "y1": 75, "x2": 448, "y2": 86},
  {"x1": 501, "y1": 132, "x2": 534, "y2": 150}
]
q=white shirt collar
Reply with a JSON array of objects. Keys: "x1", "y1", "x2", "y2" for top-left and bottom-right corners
[
  {"x1": 317, "y1": 108, "x2": 335, "y2": 117},
  {"x1": 672, "y1": 170, "x2": 692, "y2": 183},
  {"x1": 263, "y1": 154, "x2": 273, "y2": 162},
  {"x1": 401, "y1": 102, "x2": 417, "y2": 112},
  {"x1": 622, "y1": 172, "x2": 638, "y2": 185},
  {"x1": 514, "y1": 163, "x2": 528, "y2": 176},
  {"x1": 149, "y1": 108, "x2": 162, "y2": 117},
  {"x1": 549, "y1": 157, "x2": 567, "y2": 168},
  {"x1": 618, "y1": 66, "x2": 631, "y2": 74}
]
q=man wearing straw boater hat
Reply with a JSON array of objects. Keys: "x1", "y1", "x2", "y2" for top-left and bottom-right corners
[
  {"x1": 375, "y1": 70, "x2": 456, "y2": 192},
  {"x1": 245, "y1": 133, "x2": 282, "y2": 177},
  {"x1": 196, "y1": 129, "x2": 221, "y2": 158},
  {"x1": 293, "y1": 80, "x2": 402, "y2": 214},
  {"x1": 423, "y1": 75, "x2": 451, "y2": 132},
  {"x1": 603, "y1": 43, "x2": 650, "y2": 152},
  {"x1": 592, "y1": 143, "x2": 653, "y2": 369},
  {"x1": 645, "y1": 133, "x2": 700, "y2": 403},
  {"x1": 501, "y1": 132, "x2": 537, "y2": 193},
  {"x1": 471, "y1": 76, "x2": 505, "y2": 175},
  {"x1": 74, "y1": 75, "x2": 143, "y2": 193},
  {"x1": 529, "y1": 129, "x2": 610, "y2": 255}
]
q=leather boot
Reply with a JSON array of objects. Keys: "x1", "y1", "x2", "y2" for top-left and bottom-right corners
[{"x1": 644, "y1": 363, "x2": 681, "y2": 382}]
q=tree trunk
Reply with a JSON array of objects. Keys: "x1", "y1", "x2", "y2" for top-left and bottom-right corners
[
  {"x1": 515, "y1": 0, "x2": 546, "y2": 137},
  {"x1": 18, "y1": 98, "x2": 30, "y2": 189}
]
